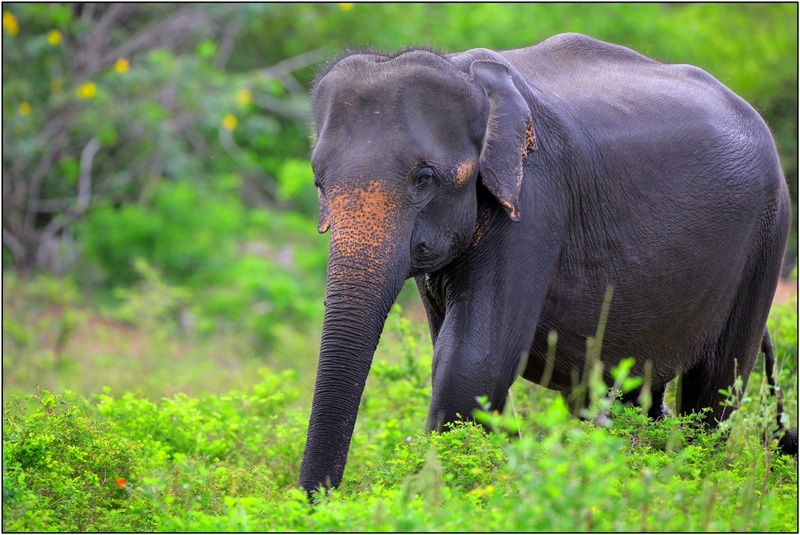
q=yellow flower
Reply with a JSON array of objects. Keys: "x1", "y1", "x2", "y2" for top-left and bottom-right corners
[
  {"x1": 47, "y1": 29, "x2": 61, "y2": 45},
  {"x1": 114, "y1": 57, "x2": 129, "y2": 73},
  {"x1": 76, "y1": 81, "x2": 96, "y2": 99},
  {"x1": 222, "y1": 114, "x2": 237, "y2": 130},
  {"x1": 236, "y1": 88, "x2": 252, "y2": 105},
  {"x1": 3, "y1": 11, "x2": 19, "y2": 35},
  {"x1": 19, "y1": 102, "x2": 31, "y2": 116},
  {"x1": 339, "y1": 3, "x2": 354, "y2": 11}
]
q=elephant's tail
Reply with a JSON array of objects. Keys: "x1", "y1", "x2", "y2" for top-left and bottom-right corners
[{"x1": 762, "y1": 329, "x2": 798, "y2": 455}]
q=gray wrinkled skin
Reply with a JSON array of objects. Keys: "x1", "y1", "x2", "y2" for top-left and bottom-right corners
[{"x1": 299, "y1": 33, "x2": 793, "y2": 498}]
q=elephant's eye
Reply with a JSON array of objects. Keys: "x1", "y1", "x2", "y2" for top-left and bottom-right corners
[{"x1": 414, "y1": 168, "x2": 434, "y2": 188}]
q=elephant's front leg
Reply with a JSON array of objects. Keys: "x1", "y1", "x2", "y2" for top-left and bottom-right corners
[
  {"x1": 425, "y1": 244, "x2": 559, "y2": 432},
  {"x1": 427, "y1": 309, "x2": 531, "y2": 431}
]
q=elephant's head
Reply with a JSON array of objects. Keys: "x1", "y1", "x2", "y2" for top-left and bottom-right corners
[{"x1": 299, "y1": 49, "x2": 536, "y2": 497}]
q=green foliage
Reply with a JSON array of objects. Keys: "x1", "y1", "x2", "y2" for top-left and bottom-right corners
[
  {"x1": 3, "y1": 345, "x2": 797, "y2": 532},
  {"x1": 90, "y1": 368, "x2": 304, "y2": 484},
  {"x1": 3, "y1": 2, "x2": 796, "y2": 280},
  {"x1": 2, "y1": 5, "x2": 798, "y2": 532},
  {"x1": 79, "y1": 176, "x2": 328, "y2": 346},
  {"x1": 365, "y1": 421, "x2": 508, "y2": 493},
  {"x1": 81, "y1": 177, "x2": 245, "y2": 288},
  {"x1": 768, "y1": 296, "x2": 799, "y2": 375},
  {"x1": 3, "y1": 390, "x2": 155, "y2": 532}
]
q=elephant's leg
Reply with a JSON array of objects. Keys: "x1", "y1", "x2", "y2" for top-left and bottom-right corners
[
  {"x1": 415, "y1": 273, "x2": 445, "y2": 347},
  {"x1": 677, "y1": 328, "x2": 761, "y2": 425},
  {"x1": 427, "y1": 285, "x2": 541, "y2": 431},
  {"x1": 425, "y1": 195, "x2": 563, "y2": 432},
  {"x1": 620, "y1": 384, "x2": 670, "y2": 419},
  {"x1": 677, "y1": 359, "x2": 748, "y2": 425},
  {"x1": 679, "y1": 224, "x2": 784, "y2": 424}
]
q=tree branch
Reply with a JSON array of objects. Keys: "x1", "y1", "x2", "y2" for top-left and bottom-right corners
[
  {"x1": 35, "y1": 137, "x2": 100, "y2": 268},
  {"x1": 75, "y1": 3, "x2": 128, "y2": 77},
  {"x1": 251, "y1": 92, "x2": 309, "y2": 121},
  {"x1": 99, "y1": 7, "x2": 214, "y2": 67},
  {"x1": 2, "y1": 228, "x2": 26, "y2": 261},
  {"x1": 23, "y1": 128, "x2": 67, "y2": 232},
  {"x1": 214, "y1": 14, "x2": 242, "y2": 69},
  {"x1": 261, "y1": 48, "x2": 327, "y2": 79}
]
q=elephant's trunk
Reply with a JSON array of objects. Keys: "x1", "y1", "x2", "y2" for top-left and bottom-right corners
[{"x1": 299, "y1": 180, "x2": 409, "y2": 497}]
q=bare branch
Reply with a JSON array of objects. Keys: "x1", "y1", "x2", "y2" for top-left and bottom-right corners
[
  {"x1": 261, "y1": 48, "x2": 327, "y2": 78},
  {"x1": 251, "y1": 93, "x2": 309, "y2": 121},
  {"x1": 35, "y1": 137, "x2": 100, "y2": 268},
  {"x1": 2, "y1": 228, "x2": 26, "y2": 261},
  {"x1": 80, "y1": 3, "x2": 97, "y2": 25},
  {"x1": 259, "y1": 48, "x2": 325, "y2": 97},
  {"x1": 23, "y1": 128, "x2": 67, "y2": 232},
  {"x1": 99, "y1": 7, "x2": 214, "y2": 67},
  {"x1": 26, "y1": 198, "x2": 75, "y2": 214},
  {"x1": 75, "y1": 3, "x2": 129, "y2": 76},
  {"x1": 274, "y1": 73, "x2": 306, "y2": 97},
  {"x1": 214, "y1": 14, "x2": 242, "y2": 69},
  {"x1": 76, "y1": 136, "x2": 100, "y2": 212}
]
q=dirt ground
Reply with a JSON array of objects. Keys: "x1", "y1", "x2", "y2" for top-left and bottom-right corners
[{"x1": 773, "y1": 278, "x2": 798, "y2": 304}]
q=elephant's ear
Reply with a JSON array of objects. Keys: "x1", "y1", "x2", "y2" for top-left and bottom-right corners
[
  {"x1": 470, "y1": 60, "x2": 536, "y2": 222},
  {"x1": 317, "y1": 188, "x2": 331, "y2": 233}
]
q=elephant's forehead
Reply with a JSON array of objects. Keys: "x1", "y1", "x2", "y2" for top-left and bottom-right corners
[
  {"x1": 313, "y1": 54, "x2": 475, "y2": 125},
  {"x1": 318, "y1": 50, "x2": 458, "y2": 93}
]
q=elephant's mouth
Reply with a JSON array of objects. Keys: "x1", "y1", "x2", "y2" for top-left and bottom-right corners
[
  {"x1": 408, "y1": 242, "x2": 441, "y2": 275},
  {"x1": 409, "y1": 234, "x2": 471, "y2": 276}
]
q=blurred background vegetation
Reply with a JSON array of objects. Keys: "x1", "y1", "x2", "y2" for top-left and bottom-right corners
[{"x1": 2, "y1": 3, "x2": 797, "y2": 400}]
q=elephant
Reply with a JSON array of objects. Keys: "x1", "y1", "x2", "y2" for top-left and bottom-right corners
[{"x1": 298, "y1": 33, "x2": 795, "y2": 497}]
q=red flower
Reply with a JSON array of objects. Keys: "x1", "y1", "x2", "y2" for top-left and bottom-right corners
[{"x1": 115, "y1": 477, "x2": 127, "y2": 487}]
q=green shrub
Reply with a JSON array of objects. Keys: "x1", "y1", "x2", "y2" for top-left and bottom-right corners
[
  {"x1": 91, "y1": 368, "x2": 305, "y2": 480},
  {"x1": 363, "y1": 421, "x2": 507, "y2": 494},
  {"x1": 80, "y1": 183, "x2": 328, "y2": 349},
  {"x1": 2, "y1": 390, "x2": 155, "y2": 532},
  {"x1": 81, "y1": 177, "x2": 245, "y2": 289},
  {"x1": 768, "y1": 296, "x2": 798, "y2": 375}
]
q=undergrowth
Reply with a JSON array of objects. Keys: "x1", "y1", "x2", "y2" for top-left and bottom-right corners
[{"x1": 3, "y1": 300, "x2": 798, "y2": 531}]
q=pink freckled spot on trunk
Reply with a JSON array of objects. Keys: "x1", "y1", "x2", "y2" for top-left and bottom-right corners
[{"x1": 326, "y1": 180, "x2": 401, "y2": 279}]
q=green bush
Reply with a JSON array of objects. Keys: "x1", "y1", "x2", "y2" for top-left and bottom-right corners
[
  {"x1": 81, "y1": 176, "x2": 245, "y2": 288},
  {"x1": 91, "y1": 368, "x2": 305, "y2": 482},
  {"x1": 2, "y1": 368, "x2": 310, "y2": 532},
  {"x1": 768, "y1": 296, "x2": 798, "y2": 375},
  {"x1": 2, "y1": 360, "x2": 796, "y2": 532},
  {"x1": 79, "y1": 179, "x2": 328, "y2": 347},
  {"x1": 2, "y1": 390, "x2": 155, "y2": 532},
  {"x1": 362, "y1": 421, "x2": 507, "y2": 494}
]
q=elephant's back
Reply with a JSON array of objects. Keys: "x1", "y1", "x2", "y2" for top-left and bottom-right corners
[
  {"x1": 502, "y1": 34, "x2": 764, "y2": 143},
  {"x1": 506, "y1": 33, "x2": 785, "y2": 247},
  {"x1": 508, "y1": 34, "x2": 789, "y2": 387}
]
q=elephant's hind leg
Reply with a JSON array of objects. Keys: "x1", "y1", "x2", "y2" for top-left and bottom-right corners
[
  {"x1": 621, "y1": 383, "x2": 670, "y2": 420},
  {"x1": 677, "y1": 286, "x2": 775, "y2": 425},
  {"x1": 678, "y1": 197, "x2": 788, "y2": 426},
  {"x1": 762, "y1": 329, "x2": 798, "y2": 455},
  {"x1": 676, "y1": 346, "x2": 753, "y2": 426}
]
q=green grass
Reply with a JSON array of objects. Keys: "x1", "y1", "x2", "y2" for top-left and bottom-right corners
[{"x1": 2, "y1": 279, "x2": 798, "y2": 531}]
